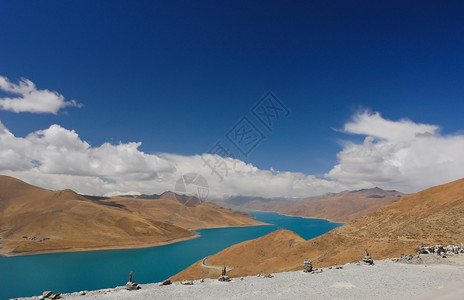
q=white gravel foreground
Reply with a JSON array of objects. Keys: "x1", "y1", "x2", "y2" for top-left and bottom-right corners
[{"x1": 18, "y1": 259, "x2": 464, "y2": 300}]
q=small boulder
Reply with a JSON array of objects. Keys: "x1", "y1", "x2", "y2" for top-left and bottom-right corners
[
  {"x1": 42, "y1": 291, "x2": 52, "y2": 298},
  {"x1": 161, "y1": 279, "x2": 172, "y2": 286},
  {"x1": 49, "y1": 293, "x2": 62, "y2": 299}
]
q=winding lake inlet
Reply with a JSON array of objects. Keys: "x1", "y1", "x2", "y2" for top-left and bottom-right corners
[{"x1": 0, "y1": 212, "x2": 342, "y2": 299}]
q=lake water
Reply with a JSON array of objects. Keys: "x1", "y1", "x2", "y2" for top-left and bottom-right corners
[{"x1": 0, "y1": 212, "x2": 342, "y2": 299}]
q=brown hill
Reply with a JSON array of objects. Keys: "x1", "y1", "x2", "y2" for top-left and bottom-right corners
[
  {"x1": 113, "y1": 191, "x2": 202, "y2": 206},
  {"x1": 277, "y1": 188, "x2": 404, "y2": 222},
  {"x1": 104, "y1": 197, "x2": 266, "y2": 230},
  {"x1": 170, "y1": 229, "x2": 305, "y2": 281},
  {"x1": 172, "y1": 178, "x2": 464, "y2": 280},
  {"x1": 223, "y1": 188, "x2": 404, "y2": 222},
  {"x1": 0, "y1": 175, "x2": 264, "y2": 256}
]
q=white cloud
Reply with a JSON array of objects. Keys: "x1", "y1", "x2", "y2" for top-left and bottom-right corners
[
  {"x1": 0, "y1": 121, "x2": 175, "y2": 178},
  {"x1": 104, "y1": 191, "x2": 142, "y2": 197},
  {"x1": 326, "y1": 111, "x2": 464, "y2": 192},
  {"x1": 1, "y1": 111, "x2": 463, "y2": 198},
  {"x1": 343, "y1": 111, "x2": 440, "y2": 141},
  {"x1": 0, "y1": 121, "x2": 349, "y2": 197},
  {"x1": 0, "y1": 76, "x2": 81, "y2": 114}
]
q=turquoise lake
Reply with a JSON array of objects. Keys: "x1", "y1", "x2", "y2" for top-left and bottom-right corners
[{"x1": 0, "y1": 212, "x2": 342, "y2": 299}]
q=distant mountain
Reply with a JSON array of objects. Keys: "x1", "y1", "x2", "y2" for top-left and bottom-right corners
[
  {"x1": 0, "y1": 175, "x2": 193, "y2": 256},
  {"x1": 222, "y1": 195, "x2": 290, "y2": 207},
  {"x1": 109, "y1": 191, "x2": 202, "y2": 206},
  {"x1": 215, "y1": 187, "x2": 405, "y2": 222},
  {"x1": 103, "y1": 196, "x2": 266, "y2": 230},
  {"x1": 0, "y1": 175, "x2": 264, "y2": 256},
  {"x1": 172, "y1": 178, "x2": 464, "y2": 280}
]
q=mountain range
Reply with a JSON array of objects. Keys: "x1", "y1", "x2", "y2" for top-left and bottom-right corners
[
  {"x1": 214, "y1": 187, "x2": 404, "y2": 222},
  {"x1": 109, "y1": 191, "x2": 202, "y2": 206},
  {"x1": 172, "y1": 178, "x2": 464, "y2": 280},
  {"x1": 0, "y1": 175, "x2": 264, "y2": 256}
]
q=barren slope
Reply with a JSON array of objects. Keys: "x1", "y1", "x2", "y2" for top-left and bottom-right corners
[
  {"x1": 173, "y1": 178, "x2": 464, "y2": 280},
  {"x1": 0, "y1": 176, "x2": 263, "y2": 256},
  {"x1": 224, "y1": 188, "x2": 404, "y2": 222},
  {"x1": 105, "y1": 197, "x2": 265, "y2": 229},
  {"x1": 0, "y1": 176, "x2": 196, "y2": 256}
]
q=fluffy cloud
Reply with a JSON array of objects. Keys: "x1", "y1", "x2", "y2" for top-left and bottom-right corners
[
  {"x1": 0, "y1": 120, "x2": 348, "y2": 197},
  {"x1": 1, "y1": 111, "x2": 463, "y2": 198},
  {"x1": 343, "y1": 111, "x2": 440, "y2": 141},
  {"x1": 0, "y1": 76, "x2": 81, "y2": 114},
  {"x1": 0, "y1": 121, "x2": 175, "y2": 178},
  {"x1": 326, "y1": 111, "x2": 464, "y2": 192}
]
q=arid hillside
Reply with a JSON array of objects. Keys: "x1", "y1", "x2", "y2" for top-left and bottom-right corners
[
  {"x1": 105, "y1": 197, "x2": 266, "y2": 230},
  {"x1": 219, "y1": 188, "x2": 404, "y2": 222},
  {"x1": 0, "y1": 175, "x2": 264, "y2": 256},
  {"x1": 172, "y1": 178, "x2": 464, "y2": 280}
]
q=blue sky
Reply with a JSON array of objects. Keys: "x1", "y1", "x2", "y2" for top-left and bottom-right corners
[{"x1": 1, "y1": 1, "x2": 464, "y2": 197}]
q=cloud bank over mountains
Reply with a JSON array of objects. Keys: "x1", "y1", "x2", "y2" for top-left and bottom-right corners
[
  {"x1": 327, "y1": 112, "x2": 464, "y2": 193},
  {"x1": 1, "y1": 111, "x2": 463, "y2": 197},
  {"x1": 0, "y1": 75, "x2": 461, "y2": 196}
]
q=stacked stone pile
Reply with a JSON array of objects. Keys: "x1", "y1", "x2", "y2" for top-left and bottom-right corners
[
  {"x1": 303, "y1": 259, "x2": 313, "y2": 273},
  {"x1": 218, "y1": 266, "x2": 231, "y2": 282},
  {"x1": 361, "y1": 249, "x2": 374, "y2": 265}
]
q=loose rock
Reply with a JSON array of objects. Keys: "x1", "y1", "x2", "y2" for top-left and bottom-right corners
[
  {"x1": 416, "y1": 243, "x2": 464, "y2": 256},
  {"x1": 49, "y1": 293, "x2": 61, "y2": 299},
  {"x1": 161, "y1": 279, "x2": 172, "y2": 286},
  {"x1": 258, "y1": 273, "x2": 274, "y2": 278},
  {"x1": 42, "y1": 291, "x2": 52, "y2": 298}
]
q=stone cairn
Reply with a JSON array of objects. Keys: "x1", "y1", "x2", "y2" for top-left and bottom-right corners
[
  {"x1": 302, "y1": 258, "x2": 323, "y2": 273},
  {"x1": 125, "y1": 271, "x2": 141, "y2": 290},
  {"x1": 361, "y1": 249, "x2": 374, "y2": 265},
  {"x1": 417, "y1": 242, "x2": 464, "y2": 257},
  {"x1": 303, "y1": 259, "x2": 313, "y2": 272},
  {"x1": 218, "y1": 266, "x2": 231, "y2": 282}
]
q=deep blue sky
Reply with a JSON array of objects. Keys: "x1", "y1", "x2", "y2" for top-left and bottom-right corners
[{"x1": 1, "y1": 0, "x2": 464, "y2": 175}]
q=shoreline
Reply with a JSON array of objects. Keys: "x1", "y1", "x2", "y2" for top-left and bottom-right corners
[
  {"x1": 246, "y1": 209, "x2": 344, "y2": 224},
  {"x1": 0, "y1": 222, "x2": 269, "y2": 258},
  {"x1": 0, "y1": 234, "x2": 200, "y2": 258},
  {"x1": 189, "y1": 222, "x2": 271, "y2": 231},
  {"x1": 17, "y1": 256, "x2": 464, "y2": 299}
]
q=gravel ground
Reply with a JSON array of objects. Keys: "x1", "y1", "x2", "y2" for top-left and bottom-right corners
[{"x1": 18, "y1": 258, "x2": 464, "y2": 300}]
